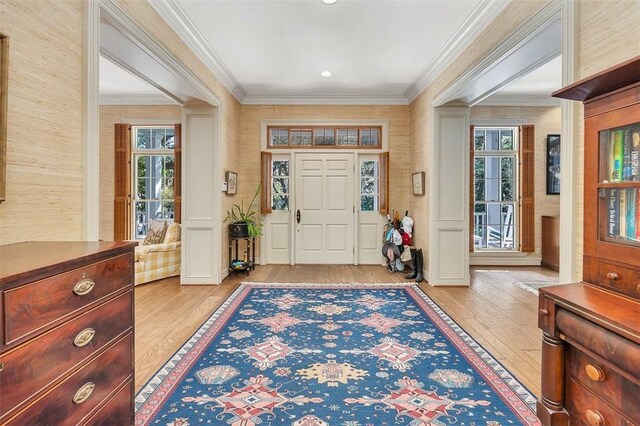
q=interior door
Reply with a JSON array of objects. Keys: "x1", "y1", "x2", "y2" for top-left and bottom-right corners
[{"x1": 295, "y1": 153, "x2": 354, "y2": 264}]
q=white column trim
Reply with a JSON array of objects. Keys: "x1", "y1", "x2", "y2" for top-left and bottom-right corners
[
  {"x1": 559, "y1": 0, "x2": 578, "y2": 283},
  {"x1": 84, "y1": 0, "x2": 100, "y2": 240}
]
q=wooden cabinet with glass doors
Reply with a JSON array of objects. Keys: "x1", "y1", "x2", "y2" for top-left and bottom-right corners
[{"x1": 537, "y1": 56, "x2": 640, "y2": 426}]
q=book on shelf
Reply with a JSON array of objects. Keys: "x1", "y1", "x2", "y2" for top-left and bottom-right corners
[
  {"x1": 636, "y1": 188, "x2": 640, "y2": 240},
  {"x1": 608, "y1": 188, "x2": 619, "y2": 237},
  {"x1": 632, "y1": 127, "x2": 639, "y2": 181},
  {"x1": 612, "y1": 130, "x2": 623, "y2": 182},
  {"x1": 627, "y1": 189, "x2": 637, "y2": 241},
  {"x1": 620, "y1": 189, "x2": 627, "y2": 238},
  {"x1": 623, "y1": 129, "x2": 632, "y2": 181}
]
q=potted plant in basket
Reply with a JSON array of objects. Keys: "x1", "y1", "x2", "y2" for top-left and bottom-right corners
[{"x1": 225, "y1": 185, "x2": 263, "y2": 239}]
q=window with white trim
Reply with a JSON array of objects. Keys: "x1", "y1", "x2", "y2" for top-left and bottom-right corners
[
  {"x1": 473, "y1": 127, "x2": 518, "y2": 250},
  {"x1": 360, "y1": 159, "x2": 380, "y2": 211},
  {"x1": 132, "y1": 126, "x2": 175, "y2": 239},
  {"x1": 272, "y1": 160, "x2": 289, "y2": 211}
]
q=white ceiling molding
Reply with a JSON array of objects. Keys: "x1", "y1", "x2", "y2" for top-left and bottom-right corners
[
  {"x1": 148, "y1": 0, "x2": 246, "y2": 103},
  {"x1": 404, "y1": 0, "x2": 511, "y2": 103},
  {"x1": 100, "y1": 0, "x2": 222, "y2": 107},
  {"x1": 432, "y1": 0, "x2": 562, "y2": 108},
  {"x1": 99, "y1": 94, "x2": 178, "y2": 105},
  {"x1": 477, "y1": 94, "x2": 561, "y2": 107},
  {"x1": 242, "y1": 95, "x2": 409, "y2": 106}
]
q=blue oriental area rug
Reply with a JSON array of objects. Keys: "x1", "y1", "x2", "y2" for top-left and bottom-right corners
[{"x1": 135, "y1": 284, "x2": 540, "y2": 426}]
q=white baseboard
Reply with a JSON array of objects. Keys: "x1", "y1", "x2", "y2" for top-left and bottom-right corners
[{"x1": 470, "y1": 253, "x2": 542, "y2": 266}]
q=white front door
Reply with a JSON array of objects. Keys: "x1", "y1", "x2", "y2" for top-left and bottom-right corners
[{"x1": 295, "y1": 153, "x2": 354, "y2": 264}]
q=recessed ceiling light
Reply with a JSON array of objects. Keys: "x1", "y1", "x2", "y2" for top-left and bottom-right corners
[
  {"x1": 321, "y1": 70, "x2": 332, "y2": 78},
  {"x1": 321, "y1": 0, "x2": 338, "y2": 4}
]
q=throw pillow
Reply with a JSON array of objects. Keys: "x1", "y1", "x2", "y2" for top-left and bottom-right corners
[
  {"x1": 143, "y1": 220, "x2": 167, "y2": 245},
  {"x1": 163, "y1": 223, "x2": 181, "y2": 243}
]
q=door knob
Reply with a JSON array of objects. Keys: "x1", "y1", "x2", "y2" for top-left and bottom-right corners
[{"x1": 296, "y1": 210, "x2": 301, "y2": 224}]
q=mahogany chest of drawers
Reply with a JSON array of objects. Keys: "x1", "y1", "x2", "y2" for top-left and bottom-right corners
[
  {"x1": 0, "y1": 241, "x2": 137, "y2": 425},
  {"x1": 538, "y1": 283, "x2": 640, "y2": 425}
]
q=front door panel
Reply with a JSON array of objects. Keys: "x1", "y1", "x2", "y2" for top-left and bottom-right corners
[{"x1": 295, "y1": 153, "x2": 354, "y2": 264}]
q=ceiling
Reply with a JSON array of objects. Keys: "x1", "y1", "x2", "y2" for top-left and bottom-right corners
[
  {"x1": 99, "y1": 56, "x2": 177, "y2": 105},
  {"x1": 149, "y1": 0, "x2": 511, "y2": 104},
  {"x1": 479, "y1": 55, "x2": 562, "y2": 106}
]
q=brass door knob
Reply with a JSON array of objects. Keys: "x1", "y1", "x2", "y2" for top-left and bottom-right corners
[
  {"x1": 585, "y1": 364, "x2": 605, "y2": 381},
  {"x1": 586, "y1": 409, "x2": 604, "y2": 426}
]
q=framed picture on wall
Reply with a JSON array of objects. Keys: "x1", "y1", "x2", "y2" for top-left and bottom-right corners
[
  {"x1": 412, "y1": 171, "x2": 425, "y2": 195},
  {"x1": 546, "y1": 134, "x2": 561, "y2": 195},
  {"x1": 225, "y1": 171, "x2": 237, "y2": 195}
]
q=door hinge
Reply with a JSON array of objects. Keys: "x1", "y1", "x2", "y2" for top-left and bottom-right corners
[{"x1": 353, "y1": 206, "x2": 355, "y2": 213}]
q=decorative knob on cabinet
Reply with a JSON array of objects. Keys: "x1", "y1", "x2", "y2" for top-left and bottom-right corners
[
  {"x1": 606, "y1": 272, "x2": 619, "y2": 281},
  {"x1": 586, "y1": 409, "x2": 604, "y2": 426},
  {"x1": 585, "y1": 364, "x2": 605, "y2": 381}
]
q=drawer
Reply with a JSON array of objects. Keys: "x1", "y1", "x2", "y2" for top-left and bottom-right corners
[
  {"x1": 566, "y1": 378, "x2": 634, "y2": 426},
  {"x1": 4, "y1": 333, "x2": 133, "y2": 426},
  {"x1": 3, "y1": 253, "x2": 132, "y2": 345},
  {"x1": 568, "y1": 347, "x2": 640, "y2": 421},
  {"x1": 81, "y1": 380, "x2": 133, "y2": 426},
  {"x1": 596, "y1": 260, "x2": 640, "y2": 298},
  {"x1": 0, "y1": 291, "x2": 132, "y2": 420},
  {"x1": 556, "y1": 308, "x2": 640, "y2": 379}
]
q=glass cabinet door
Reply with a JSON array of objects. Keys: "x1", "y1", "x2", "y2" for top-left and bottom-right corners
[{"x1": 598, "y1": 122, "x2": 640, "y2": 246}]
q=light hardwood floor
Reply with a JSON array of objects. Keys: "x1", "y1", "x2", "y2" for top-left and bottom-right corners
[{"x1": 134, "y1": 265, "x2": 558, "y2": 397}]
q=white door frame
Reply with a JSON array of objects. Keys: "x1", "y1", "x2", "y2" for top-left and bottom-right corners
[
  {"x1": 427, "y1": 1, "x2": 578, "y2": 282},
  {"x1": 258, "y1": 119, "x2": 389, "y2": 266},
  {"x1": 88, "y1": 0, "x2": 225, "y2": 284}
]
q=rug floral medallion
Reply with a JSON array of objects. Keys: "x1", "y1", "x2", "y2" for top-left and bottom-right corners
[{"x1": 135, "y1": 284, "x2": 540, "y2": 426}]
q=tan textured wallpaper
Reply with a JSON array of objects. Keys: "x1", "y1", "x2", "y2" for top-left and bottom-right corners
[
  {"x1": 470, "y1": 106, "x2": 562, "y2": 256},
  {"x1": 409, "y1": 0, "x2": 640, "y2": 276},
  {"x1": 99, "y1": 105, "x2": 182, "y2": 241},
  {"x1": 573, "y1": 0, "x2": 640, "y2": 279},
  {"x1": 409, "y1": 0, "x2": 550, "y2": 271},
  {"x1": 0, "y1": 0, "x2": 84, "y2": 244}
]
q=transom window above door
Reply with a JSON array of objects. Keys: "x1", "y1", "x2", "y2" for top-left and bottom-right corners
[{"x1": 268, "y1": 126, "x2": 381, "y2": 148}]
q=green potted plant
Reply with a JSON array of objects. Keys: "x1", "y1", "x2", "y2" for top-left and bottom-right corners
[{"x1": 225, "y1": 184, "x2": 263, "y2": 239}]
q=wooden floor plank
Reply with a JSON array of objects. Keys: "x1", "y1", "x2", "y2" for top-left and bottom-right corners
[{"x1": 134, "y1": 265, "x2": 554, "y2": 398}]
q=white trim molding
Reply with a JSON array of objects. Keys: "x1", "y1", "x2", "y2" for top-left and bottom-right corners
[
  {"x1": 559, "y1": 0, "x2": 578, "y2": 283},
  {"x1": 470, "y1": 251, "x2": 542, "y2": 266},
  {"x1": 99, "y1": 93, "x2": 179, "y2": 105},
  {"x1": 405, "y1": 0, "x2": 511, "y2": 102},
  {"x1": 477, "y1": 94, "x2": 561, "y2": 107},
  {"x1": 100, "y1": 0, "x2": 222, "y2": 107},
  {"x1": 243, "y1": 95, "x2": 409, "y2": 106},
  {"x1": 148, "y1": 0, "x2": 246, "y2": 102},
  {"x1": 84, "y1": 0, "x2": 101, "y2": 241},
  {"x1": 432, "y1": 0, "x2": 562, "y2": 108}
]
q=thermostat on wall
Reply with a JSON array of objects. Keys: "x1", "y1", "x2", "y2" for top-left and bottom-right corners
[{"x1": 222, "y1": 181, "x2": 228, "y2": 192}]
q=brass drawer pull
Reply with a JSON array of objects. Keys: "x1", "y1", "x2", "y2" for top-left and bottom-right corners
[
  {"x1": 605, "y1": 272, "x2": 619, "y2": 281},
  {"x1": 73, "y1": 278, "x2": 95, "y2": 296},
  {"x1": 72, "y1": 382, "x2": 95, "y2": 404},
  {"x1": 586, "y1": 409, "x2": 604, "y2": 426},
  {"x1": 73, "y1": 328, "x2": 95, "y2": 347},
  {"x1": 585, "y1": 363, "x2": 605, "y2": 381}
]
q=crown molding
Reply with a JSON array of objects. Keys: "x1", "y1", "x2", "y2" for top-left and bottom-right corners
[
  {"x1": 476, "y1": 94, "x2": 561, "y2": 107},
  {"x1": 242, "y1": 95, "x2": 410, "y2": 106},
  {"x1": 432, "y1": 0, "x2": 562, "y2": 107},
  {"x1": 99, "y1": 93, "x2": 179, "y2": 105},
  {"x1": 405, "y1": 0, "x2": 511, "y2": 103},
  {"x1": 148, "y1": 0, "x2": 246, "y2": 102}
]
